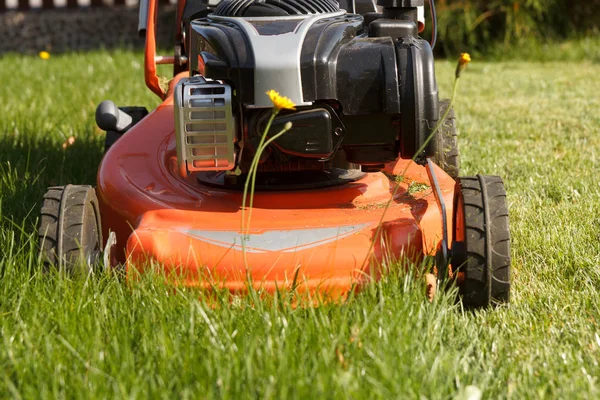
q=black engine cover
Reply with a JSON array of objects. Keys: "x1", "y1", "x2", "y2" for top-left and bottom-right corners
[{"x1": 187, "y1": 6, "x2": 438, "y2": 164}]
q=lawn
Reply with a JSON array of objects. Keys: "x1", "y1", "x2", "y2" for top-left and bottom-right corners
[{"x1": 1, "y1": 50, "x2": 599, "y2": 398}]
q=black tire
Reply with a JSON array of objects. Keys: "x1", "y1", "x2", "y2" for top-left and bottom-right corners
[
  {"x1": 432, "y1": 99, "x2": 460, "y2": 179},
  {"x1": 452, "y1": 175, "x2": 511, "y2": 308},
  {"x1": 38, "y1": 185, "x2": 103, "y2": 273}
]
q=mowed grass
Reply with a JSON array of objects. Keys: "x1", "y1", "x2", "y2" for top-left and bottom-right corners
[{"x1": 1, "y1": 50, "x2": 600, "y2": 399}]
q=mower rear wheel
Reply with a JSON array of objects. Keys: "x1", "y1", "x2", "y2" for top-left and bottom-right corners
[
  {"x1": 38, "y1": 185, "x2": 103, "y2": 273},
  {"x1": 452, "y1": 175, "x2": 511, "y2": 308},
  {"x1": 432, "y1": 99, "x2": 460, "y2": 179}
]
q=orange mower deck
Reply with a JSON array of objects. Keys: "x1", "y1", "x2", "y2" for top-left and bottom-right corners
[{"x1": 96, "y1": 75, "x2": 455, "y2": 297}]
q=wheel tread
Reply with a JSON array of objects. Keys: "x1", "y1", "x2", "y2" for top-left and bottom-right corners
[
  {"x1": 453, "y1": 175, "x2": 511, "y2": 308},
  {"x1": 37, "y1": 185, "x2": 103, "y2": 272}
]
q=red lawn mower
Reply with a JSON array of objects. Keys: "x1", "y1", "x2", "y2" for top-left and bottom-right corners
[{"x1": 38, "y1": 0, "x2": 511, "y2": 307}]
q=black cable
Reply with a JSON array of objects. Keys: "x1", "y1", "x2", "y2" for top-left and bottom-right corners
[{"x1": 429, "y1": 0, "x2": 437, "y2": 50}]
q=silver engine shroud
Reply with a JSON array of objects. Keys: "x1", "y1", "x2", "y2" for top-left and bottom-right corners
[{"x1": 174, "y1": 77, "x2": 236, "y2": 176}]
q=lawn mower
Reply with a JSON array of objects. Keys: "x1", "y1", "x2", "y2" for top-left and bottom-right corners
[{"x1": 38, "y1": 0, "x2": 511, "y2": 307}]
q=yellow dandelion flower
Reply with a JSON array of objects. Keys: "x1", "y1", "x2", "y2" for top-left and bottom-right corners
[
  {"x1": 266, "y1": 90, "x2": 296, "y2": 110},
  {"x1": 456, "y1": 52, "x2": 472, "y2": 78},
  {"x1": 39, "y1": 51, "x2": 50, "y2": 60},
  {"x1": 459, "y1": 53, "x2": 471, "y2": 65}
]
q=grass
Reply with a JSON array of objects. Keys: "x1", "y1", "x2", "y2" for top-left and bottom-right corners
[
  {"x1": 1, "y1": 50, "x2": 600, "y2": 398},
  {"x1": 483, "y1": 36, "x2": 600, "y2": 62}
]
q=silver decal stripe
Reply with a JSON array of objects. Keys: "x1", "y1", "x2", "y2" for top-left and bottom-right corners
[
  {"x1": 210, "y1": 12, "x2": 345, "y2": 108},
  {"x1": 181, "y1": 223, "x2": 371, "y2": 253}
]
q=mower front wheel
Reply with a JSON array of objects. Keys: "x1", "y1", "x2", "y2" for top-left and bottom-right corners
[
  {"x1": 452, "y1": 176, "x2": 511, "y2": 308},
  {"x1": 38, "y1": 185, "x2": 103, "y2": 273}
]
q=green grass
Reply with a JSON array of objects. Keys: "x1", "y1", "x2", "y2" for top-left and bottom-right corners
[
  {"x1": 1, "y1": 50, "x2": 600, "y2": 398},
  {"x1": 483, "y1": 36, "x2": 600, "y2": 62}
]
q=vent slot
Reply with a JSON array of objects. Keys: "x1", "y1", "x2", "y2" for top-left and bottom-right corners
[
  {"x1": 190, "y1": 87, "x2": 226, "y2": 96},
  {"x1": 190, "y1": 110, "x2": 226, "y2": 120}
]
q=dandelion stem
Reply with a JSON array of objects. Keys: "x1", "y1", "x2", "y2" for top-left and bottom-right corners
[
  {"x1": 240, "y1": 89, "x2": 296, "y2": 272},
  {"x1": 241, "y1": 109, "x2": 278, "y2": 238},
  {"x1": 241, "y1": 110, "x2": 293, "y2": 270},
  {"x1": 246, "y1": 125, "x2": 292, "y2": 236}
]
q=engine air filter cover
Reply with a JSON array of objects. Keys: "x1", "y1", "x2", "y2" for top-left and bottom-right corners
[{"x1": 174, "y1": 76, "x2": 236, "y2": 177}]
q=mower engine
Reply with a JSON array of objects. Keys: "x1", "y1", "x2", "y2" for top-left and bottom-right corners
[{"x1": 175, "y1": 0, "x2": 439, "y2": 179}]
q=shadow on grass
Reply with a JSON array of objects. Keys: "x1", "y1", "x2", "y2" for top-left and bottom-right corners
[{"x1": 0, "y1": 134, "x2": 104, "y2": 227}]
